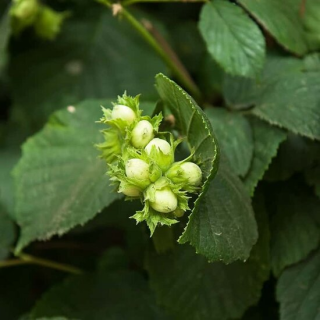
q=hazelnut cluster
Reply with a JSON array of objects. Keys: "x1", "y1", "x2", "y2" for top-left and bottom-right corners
[{"x1": 97, "y1": 93, "x2": 202, "y2": 234}]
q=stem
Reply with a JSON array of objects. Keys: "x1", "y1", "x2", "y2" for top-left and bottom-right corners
[
  {"x1": 299, "y1": 0, "x2": 307, "y2": 17},
  {"x1": 122, "y1": 0, "x2": 207, "y2": 6},
  {"x1": 15, "y1": 253, "x2": 84, "y2": 275},
  {"x1": 0, "y1": 259, "x2": 30, "y2": 268},
  {"x1": 97, "y1": 0, "x2": 202, "y2": 101}
]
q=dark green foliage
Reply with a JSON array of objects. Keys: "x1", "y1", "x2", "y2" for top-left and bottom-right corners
[{"x1": 0, "y1": 0, "x2": 320, "y2": 319}]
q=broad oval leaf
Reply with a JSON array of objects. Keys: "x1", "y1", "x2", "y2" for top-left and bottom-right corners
[
  {"x1": 156, "y1": 74, "x2": 257, "y2": 262},
  {"x1": 13, "y1": 100, "x2": 120, "y2": 253},
  {"x1": 277, "y1": 248, "x2": 320, "y2": 320},
  {"x1": 237, "y1": 0, "x2": 308, "y2": 55},
  {"x1": 199, "y1": 0, "x2": 265, "y2": 77}
]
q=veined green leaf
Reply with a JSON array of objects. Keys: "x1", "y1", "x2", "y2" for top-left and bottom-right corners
[
  {"x1": 206, "y1": 108, "x2": 253, "y2": 177},
  {"x1": 155, "y1": 73, "x2": 219, "y2": 181},
  {"x1": 180, "y1": 162, "x2": 258, "y2": 262},
  {"x1": 199, "y1": 0, "x2": 265, "y2": 77},
  {"x1": 13, "y1": 100, "x2": 120, "y2": 253},
  {"x1": 252, "y1": 70, "x2": 320, "y2": 140},
  {"x1": 156, "y1": 74, "x2": 257, "y2": 262},
  {"x1": 243, "y1": 118, "x2": 286, "y2": 196},
  {"x1": 237, "y1": 0, "x2": 308, "y2": 55},
  {"x1": 277, "y1": 248, "x2": 320, "y2": 320}
]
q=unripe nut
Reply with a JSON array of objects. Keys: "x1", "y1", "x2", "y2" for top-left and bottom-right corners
[
  {"x1": 150, "y1": 187, "x2": 178, "y2": 213},
  {"x1": 119, "y1": 185, "x2": 141, "y2": 197},
  {"x1": 145, "y1": 138, "x2": 173, "y2": 172},
  {"x1": 180, "y1": 162, "x2": 202, "y2": 186},
  {"x1": 145, "y1": 138, "x2": 171, "y2": 155},
  {"x1": 111, "y1": 105, "x2": 136, "y2": 124},
  {"x1": 125, "y1": 159, "x2": 149, "y2": 181},
  {"x1": 131, "y1": 120, "x2": 154, "y2": 149}
]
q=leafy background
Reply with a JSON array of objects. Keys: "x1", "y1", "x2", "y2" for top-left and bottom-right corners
[{"x1": 1, "y1": 0, "x2": 320, "y2": 319}]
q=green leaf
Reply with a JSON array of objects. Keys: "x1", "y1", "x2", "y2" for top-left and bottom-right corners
[
  {"x1": 31, "y1": 271, "x2": 167, "y2": 320},
  {"x1": 252, "y1": 69, "x2": 320, "y2": 140},
  {"x1": 269, "y1": 183, "x2": 320, "y2": 276},
  {"x1": 0, "y1": 206, "x2": 15, "y2": 260},
  {"x1": 277, "y1": 248, "x2": 320, "y2": 320},
  {"x1": 155, "y1": 74, "x2": 257, "y2": 263},
  {"x1": 206, "y1": 108, "x2": 253, "y2": 177},
  {"x1": 13, "y1": 100, "x2": 120, "y2": 253},
  {"x1": 9, "y1": 6, "x2": 165, "y2": 127},
  {"x1": 199, "y1": 0, "x2": 265, "y2": 77},
  {"x1": 243, "y1": 118, "x2": 286, "y2": 196},
  {"x1": 222, "y1": 55, "x2": 304, "y2": 110},
  {"x1": 155, "y1": 73, "x2": 256, "y2": 263},
  {"x1": 180, "y1": 161, "x2": 258, "y2": 262},
  {"x1": 237, "y1": 0, "x2": 308, "y2": 55},
  {"x1": 223, "y1": 75, "x2": 257, "y2": 110},
  {"x1": 146, "y1": 196, "x2": 269, "y2": 320},
  {"x1": 155, "y1": 73, "x2": 219, "y2": 181},
  {"x1": 303, "y1": 0, "x2": 320, "y2": 51}
]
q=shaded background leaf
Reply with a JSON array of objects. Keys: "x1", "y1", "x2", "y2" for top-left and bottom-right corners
[
  {"x1": 206, "y1": 108, "x2": 253, "y2": 177},
  {"x1": 277, "y1": 248, "x2": 320, "y2": 320}
]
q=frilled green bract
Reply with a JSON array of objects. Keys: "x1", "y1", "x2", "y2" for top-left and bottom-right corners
[{"x1": 97, "y1": 93, "x2": 203, "y2": 235}]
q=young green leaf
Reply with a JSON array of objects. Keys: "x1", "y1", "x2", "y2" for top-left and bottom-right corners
[
  {"x1": 243, "y1": 118, "x2": 286, "y2": 196},
  {"x1": 13, "y1": 100, "x2": 120, "y2": 253},
  {"x1": 277, "y1": 248, "x2": 320, "y2": 320},
  {"x1": 269, "y1": 183, "x2": 320, "y2": 276},
  {"x1": 206, "y1": 108, "x2": 253, "y2": 177},
  {"x1": 237, "y1": 0, "x2": 308, "y2": 55},
  {"x1": 199, "y1": 0, "x2": 265, "y2": 77}
]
